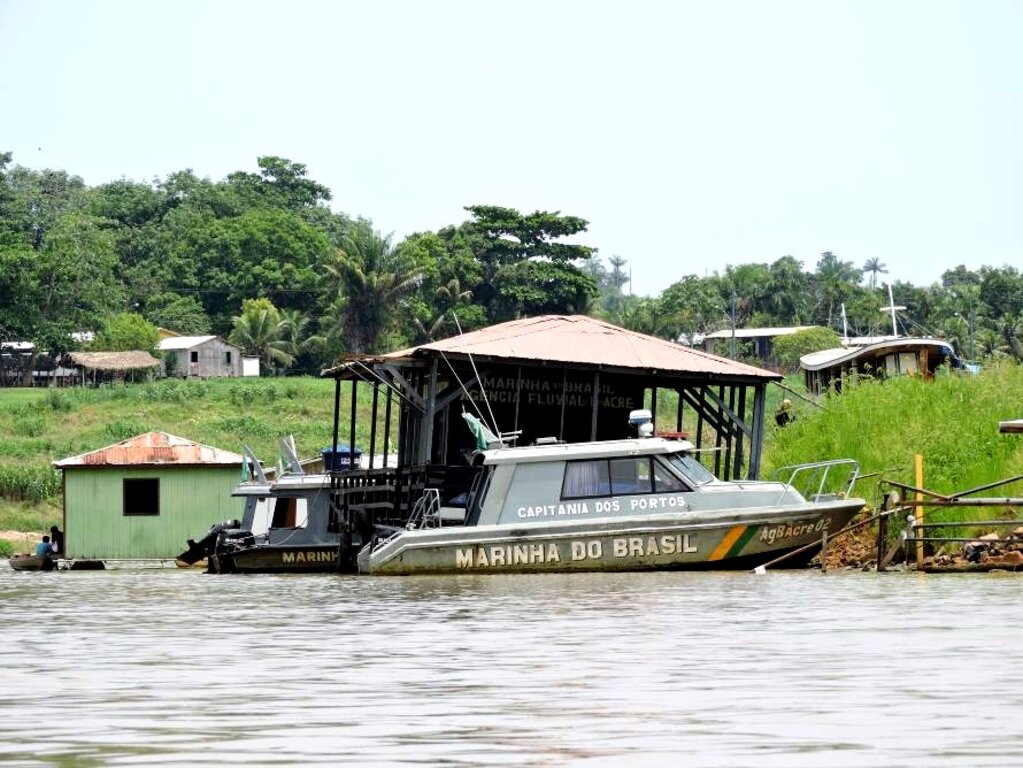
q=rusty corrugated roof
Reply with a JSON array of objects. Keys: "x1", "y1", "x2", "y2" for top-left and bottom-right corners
[
  {"x1": 328, "y1": 315, "x2": 780, "y2": 380},
  {"x1": 53, "y1": 431, "x2": 244, "y2": 468}
]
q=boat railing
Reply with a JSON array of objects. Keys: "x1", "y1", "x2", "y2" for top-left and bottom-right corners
[
  {"x1": 773, "y1": 459, "x2": 860, "y2": 503},
  {"x1": 406, "y1": 488, "x2": 441, "y2": 530}
]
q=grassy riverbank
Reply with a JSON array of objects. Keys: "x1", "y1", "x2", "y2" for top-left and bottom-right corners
[
  {"x1": 764, "y1": 360, "x2": 1023, "y2": 507},
  {"x1": 0, "y1": 377, "x2": 376, "y2": 552},
  {"x1": 2, "y1": 364, "x2": 1022, "y2": 556}
]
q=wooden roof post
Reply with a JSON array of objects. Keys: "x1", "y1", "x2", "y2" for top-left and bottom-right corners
[{"x1": 422, "y1": 357, "x2": 439, "y2": 463}]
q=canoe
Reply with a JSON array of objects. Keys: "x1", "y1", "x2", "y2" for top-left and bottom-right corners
[{"x1": 8, "y1": 553, "x2": 57, "y2": 572}]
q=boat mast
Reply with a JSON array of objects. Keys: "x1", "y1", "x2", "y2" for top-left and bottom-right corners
[{"x1": 882, "y1": 283, "x2": 905, "y2": 337}]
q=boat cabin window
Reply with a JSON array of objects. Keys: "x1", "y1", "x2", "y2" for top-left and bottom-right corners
[
  {"x1": 271, "y1": 497, "x2": 307, "y2": 528},
  {"x1": 664, "y1": 452, "x2": 716, "y2": 486},
  {"x1": 562, "y1": 457, "x2": 689, "y2": 499}
]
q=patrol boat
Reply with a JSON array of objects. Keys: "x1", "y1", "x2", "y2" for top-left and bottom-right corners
[
  {"x1": 357, "y1": 412, "x2": 865, "y2": 575},
  {"x1": 178, "y1": 448, "x2": 343, "y2": 574}
]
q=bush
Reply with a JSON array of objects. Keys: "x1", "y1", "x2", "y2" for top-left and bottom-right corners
[
  {"x1": 140, "y1": 379, "x2": 210, "y2": 403},
  {"x1": 45, "y1": 389, "x2": 74, "y2": 412},
  {"x1": 0, "y1": 539, "x2": 12, "y2": 558},
  {"x1": 773, "y1": 327, "x2": 842, "y2": 369},
  {"x1": 105, "y1": 420, "x2": 148, "y2": 442}
]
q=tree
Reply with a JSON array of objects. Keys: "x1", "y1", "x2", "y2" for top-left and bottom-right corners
[
  {"x1": 227, "y1": 298, "x2": 295, "y2": 373},
  {"x1": 766, "y1": 255, "x2": 813, "y2": 324},
  {"x1": 612, "y1": 296, "x2": 671, "y2": 337},
  {"x1": 814, "y1": 251, "x2": 860, "y2": 327},
  {"x1": 861, "y1": 257, "x2": 888, "y2": 289},
  {"x1": 321, "y1": 226, "x2": 425, "y2": 354},
  {"x1": 92, "y1": 313, "x2": 160, "y2": 353},
  {"x1": 491, "y1": 259, "x2": 596, "y2": 320},
  {"x1": 32, "y1": 212, "x2": 123, "y2": 327},
  {"x1": 226, "y1": 156, "x2": 332, "y2": 212},
  {"x1": 411, "y1": 278, "x2": 480, "y2": 343},
  {"x1": 438, "y1": 205, "x2": 597, "y2": 321},
  {"x1": 658, "y1": 275, "x2": 722, "y2": 343},
  {"x1": 145, "y1": 293, "x2": 211, "y2": 335}
]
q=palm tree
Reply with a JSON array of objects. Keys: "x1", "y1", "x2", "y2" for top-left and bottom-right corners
[
  {"x1": 322, "y1": 227, "x2": 424, "y2": 354},
  {"x1": 277, "y1": 308, "x2": 323, "y2": 362},
  {"x1": 974, "y1": 327, "x2": 1008, "y2": 359},
  {"x1": 228, "y1": 300, "x2": 295, "y2": 374},
  {"x1": 414, "y1": 278, "x2": 475, "y2": 342},
  {"x1": 815, "y1": 252, "x2": 860, "y2": 327},
  {"x1": 862, "y1": 257, "x2": 888, "y2": 289}
]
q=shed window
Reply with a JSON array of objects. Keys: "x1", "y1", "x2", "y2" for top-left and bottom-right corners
[
  {"x1": 190, "y1": 351, "x2": 199, "y2": 364},
  {"x1": 225, "y1": 350, "x2": 232, "y2": 365},
  {"x1": 123, "y1": 478, "x2": 160, "y2": 516}
]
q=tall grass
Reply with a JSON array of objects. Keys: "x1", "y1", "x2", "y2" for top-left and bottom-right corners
[
  {"x1": 0, "y1": 466, "x2": 62, "y2": 502},
  {"x1": 764, "y1": 361, "x2": 1023, "y2": 514}
]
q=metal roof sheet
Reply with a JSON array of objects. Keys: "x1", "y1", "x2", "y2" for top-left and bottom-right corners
[
  {"x1": 332, "y1": 315, "x2": 780, "y2": 380},
  {"x1": 704, "y1": 326, "x2": 818, "y2": 339},
  {"x1": 158, "y1": 335, "x2": 221, "y2": 351},
  {"x1": 54, "y1": 431, "x2": 245, "y2": 468}
]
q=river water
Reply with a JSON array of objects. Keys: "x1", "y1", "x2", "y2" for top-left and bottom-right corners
[{"x1": 1, "y1": 567, "x2": 1021, "y2": 767}]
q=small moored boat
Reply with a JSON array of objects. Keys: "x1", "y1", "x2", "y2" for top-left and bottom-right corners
[
  {"x1": 8, "y1": 553, "x2": 57, "y2": 572},
  {"x1": 179, "y1": 470, "x2": 343, "y2": 574}
]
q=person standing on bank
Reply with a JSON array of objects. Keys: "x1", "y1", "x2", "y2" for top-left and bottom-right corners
[{"x1": 49, "y1": 525, "x2": 64, "y2": 556}]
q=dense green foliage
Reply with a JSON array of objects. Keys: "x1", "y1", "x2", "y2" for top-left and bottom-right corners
[
  {"x1": 772, "y1": 327, "x2": 842, "y2": 368},
  {"x1": 0, "y1": 153, "x2": 603, "y2": 370},
  {"x1": 5, "y1": 151, "x2": 1022, "y2": 375}
]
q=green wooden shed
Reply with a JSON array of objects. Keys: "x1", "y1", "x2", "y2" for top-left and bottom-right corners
[{"x1": 53, "y1": 431, "x2": 246, "y2": 560}]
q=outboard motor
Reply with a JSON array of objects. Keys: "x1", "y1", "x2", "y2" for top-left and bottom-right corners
[{"x1": 177, "y1": 519, "x2": 242, "y2": 565}]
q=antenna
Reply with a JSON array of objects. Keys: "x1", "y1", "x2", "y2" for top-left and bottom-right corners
[{"x1": 450, "y1": 312, "x2": 500, "y2": 436}]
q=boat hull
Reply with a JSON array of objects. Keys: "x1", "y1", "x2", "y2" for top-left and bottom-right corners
[
  {"x1": 358, "y1": 500, "x2": 864, "y2": 575},
  {"x1": 8, "y1": 554, "x2": 57, "y2": 572},
  {"x1": 210, "y1": 545, "x2": 341, "y2": 574}
]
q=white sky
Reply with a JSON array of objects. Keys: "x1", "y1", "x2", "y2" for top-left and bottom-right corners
[{"x1": 2, "y1": 0, "x2": 1021, "y2": 297}]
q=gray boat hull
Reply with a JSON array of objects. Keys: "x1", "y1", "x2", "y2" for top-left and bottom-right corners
[{"x1": 358, "y1": 499, "x2": 863, "y2": 575}]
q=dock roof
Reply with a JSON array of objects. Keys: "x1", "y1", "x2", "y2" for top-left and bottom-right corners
[
  {"x1": 54, "y1": 431, "x2": 244, "y2": 468},
  {"x1": 326, "y1": 315, "x2": 780, "y2": 380}
]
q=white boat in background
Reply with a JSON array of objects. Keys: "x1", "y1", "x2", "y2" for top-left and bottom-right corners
[{"x1": 800, "y1": 286, "x2": 965, "y2": 394}]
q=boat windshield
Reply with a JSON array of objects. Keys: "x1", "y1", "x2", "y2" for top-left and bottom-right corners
[{"x1": 664, "y1": 452, "x2": 716, "y2": 486}]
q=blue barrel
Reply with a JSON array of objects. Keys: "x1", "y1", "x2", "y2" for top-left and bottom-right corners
[{"x1": 321, "y1": 446, "x2": 362, "y2": 471}]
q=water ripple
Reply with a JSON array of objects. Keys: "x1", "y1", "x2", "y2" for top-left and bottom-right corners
[{"x1": 1, "y1": 568, "x2": 1021, "y2": 766}]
